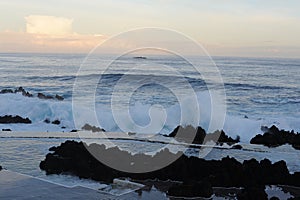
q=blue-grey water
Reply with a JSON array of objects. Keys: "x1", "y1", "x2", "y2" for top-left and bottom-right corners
[
  {"x1": 0, "y1": 53, "x2": 299, "y2": 198},
  {"x1": 0, "y1": 53, "x2": 299, "y2": 139}
]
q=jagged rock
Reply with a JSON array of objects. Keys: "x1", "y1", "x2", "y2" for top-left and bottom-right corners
[
  {"x1": 14, "y1": 87, "x2": 33, "y2": 97},
  {"x1": 51, "y1": 120, "x2": 60, "y2": 125},
  {"x1": 40, "y1": 140, "x2": 300, "y2": 198},
  {"x1": 250, "y1": 125, "x2": 300, "y2": 150},
  {"x1": 0, "y1": 115, "x2": 31, "y2": 124},
  {"x1": 82, "y1": 123, "x2": 105, "y2": 132},
  {"x1": 0, "y1": 165, "x2": 2, "y2": 171},
  {"x1": 0, "y1": 87, "x2": 64, "y2": 100},
  {"x1": 55, "y1": 94, "x2": 64, "y2": 101},
  {"x1": 167, "y1": 181, "x2": 213, "y2": 198},
  {"x1": 37, "y1": 93, "x2": 64, "y2": 101},
  {"x1": 237, "y1": 185, "x2": 268, "y2": 200},
  {"x1": 0, "y1": 89, "x2": 14, "y2": 94},
  {"x1": 37, "y1": 93, "x2": 54, "y2": 100},
  {"x1": 70, "y1": 129, "x2": 78, "y2": 132},
  {"x1": 2, "y1": 129, "x2": 11, "y2": 131},
  {"x1": 44, "y1": 118, "x2": 50, "y2": 123},
  {"x1": 167, "y1": 125, "x2": 239, "y2": 145}
]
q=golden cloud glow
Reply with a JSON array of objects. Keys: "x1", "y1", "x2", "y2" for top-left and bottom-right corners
[{"x1": 0, "y1": 15, "x2": 107, "y2": 53}]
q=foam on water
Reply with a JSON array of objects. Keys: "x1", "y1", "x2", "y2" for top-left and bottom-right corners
[{"x1": 1, "y1": 92, "x2": 299, "y2": 142}]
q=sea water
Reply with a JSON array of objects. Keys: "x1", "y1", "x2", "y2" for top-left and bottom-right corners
[
  {"x1": 0, "y1": 53, "x2": 299, "y2": 194},
  {"x1": 0, "y1": 53, "x2": 299, "y2": 140}
]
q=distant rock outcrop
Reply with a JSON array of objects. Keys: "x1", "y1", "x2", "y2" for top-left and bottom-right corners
[
  {"x1": 0, "y1": 87, "x2": 64, "y2": 101},
  {"x1": 37, "y1": 93, "x2": 64, "y2": 101},
  {"x1": 40, "y1": 140, "x2": 300, "y2": 198},
  {"x1": 250, "y1": 125, "x2": 300, "y2": 150},
  {"x1": 133, "y1": 56, "x2": 147, "y2": 59},
  {"x1": 167, "y1": 125, "x2": 240, "y2": 145},
  {"x1": 0, "y1": 115, "x2": 31, "y2": 124}
]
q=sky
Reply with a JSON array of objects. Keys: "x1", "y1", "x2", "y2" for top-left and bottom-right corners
[{"x1": 1, "y1": 0, "x2": 300, "y2": 57}]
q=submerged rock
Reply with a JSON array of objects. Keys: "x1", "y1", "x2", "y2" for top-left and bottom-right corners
[
  {"x1": 0, "y1": 115, "x2": 31, "y2": 124},
  {"x1": 250, "y1": 125, "x2": 300, "y2": 150}
]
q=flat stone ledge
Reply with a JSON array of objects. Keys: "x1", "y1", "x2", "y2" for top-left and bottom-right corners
[{"x1": 0, "y1": 170, "x2": 126, "y2": 199}]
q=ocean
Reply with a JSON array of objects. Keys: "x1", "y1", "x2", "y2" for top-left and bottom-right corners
[
  {"x1": 0, "y1": 53, "x2": 299, "y2": 139},
  {"x1": 0, "y1": 53, "x2": 299, "y2": 197}
]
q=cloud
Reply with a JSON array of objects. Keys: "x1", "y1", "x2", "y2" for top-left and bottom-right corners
[
  {"x1": 0, "y1": 15, "x2": 109, "y2": 53},
  {"x1": 25, "y1": 15, "x2": 73, "y2": 35}
]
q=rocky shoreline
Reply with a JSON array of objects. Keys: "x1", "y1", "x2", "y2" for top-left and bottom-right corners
[{"x1": 40, "y1": 140, "x2": 300, "y2": 199}]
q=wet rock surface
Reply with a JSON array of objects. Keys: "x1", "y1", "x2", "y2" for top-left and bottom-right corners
[
  {"x1": 167, "y1": 125, "x2": 240, "y2": 145},
  {"x1": 81, "y1": 124, "x2": 105, "y2": 132},
  {"x1": 0, "y1": 115, "x2": 31, "y2": 124},
  {"x1": 0, "y1": 87, "x2": 64, "y2": 101},
  {"x1": 250, "y1": 125, "x2": 300, "y2": 150},
  {"x1": 40, "y1": 140, "x2": 300, "y2": 198}
]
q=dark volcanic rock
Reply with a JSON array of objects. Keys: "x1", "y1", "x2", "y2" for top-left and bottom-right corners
[
  {"x1": 250, "y1": 125, "x2": 300, "y2": 150},
  {"x1": 232, "y1": 144, "x2": 243, "y2": 150},
  {"x1": 0, "y1": 115, "x2": 31, "y2": 124},
  {"x1": 38, "y1": 93, "x2": 64, "y2": 101},
  {"x1": 82, "y1": 123, "x2": 105, "y2": 132},
  {"x1": 0, "y1": 87, "x2": 65, "y2": 100},
  {"x1": 167, "y1": 125, "x2": 239, "y2": 145},
  {"x1": 44, "y1": 118, "x2": 50, "y2": 123},
  {"x1": 15, "y1": 87, "x2": 33, "y2": 97},
  {"x1": 51, "y1": 120, "x2": 61, "y2": 125},
  {"x1": 0, "y1": 89, "x2": 14, "y2": 94},
  {"x1": 40, "y1": 140, "x2": 300, "y2": 198},
  {"x1": 2, "y1": 128, "x2": 11, "y2": 131},
  {"x1": 133, "y1": 56, "x2": 147, "y2": 59},
  {"x1": 0, "y1": 165, "x2": 2, "y2": 171},
  {"x1": 38, "y1": 93, "x2": 54, "y2": 100},
  {"x1": 237, "y1": 185, "x2": 268, "y2": 200},
  {"x1": 55, "y1": 94, "x2": 64, "y2": 101},
  {"x1": 167, "y1": 181, "x2": 213, "y2": 198}
]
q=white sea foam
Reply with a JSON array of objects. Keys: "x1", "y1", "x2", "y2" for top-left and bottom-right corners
[{"x1": 0, "y1": 92, "x2": 299, "y2": 143}]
